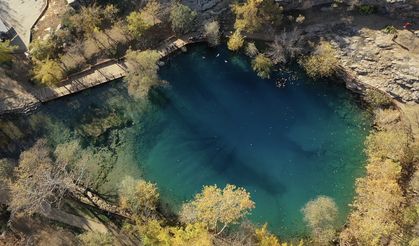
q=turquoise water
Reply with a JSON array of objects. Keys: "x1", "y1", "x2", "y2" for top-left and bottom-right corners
[{"x1": 2, "y1": 44, "x2": 371, "y2": 239}]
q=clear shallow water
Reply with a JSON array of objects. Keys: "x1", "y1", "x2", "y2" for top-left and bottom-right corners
[{"x1": 3, "y1": 44, "x2": 371, "y2": 239}]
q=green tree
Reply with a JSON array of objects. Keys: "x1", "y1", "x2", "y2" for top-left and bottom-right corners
[
  {"x1": 126, "y1": 11, "x2": 151, "y2": 39},
  {"x1": 301, "y1": 195, "x2": 338, "y2": 245},
  {"x1": 180, "y1": 184, "x2": 255, "y2": 235},
  {"x1": 0, "y1": 40, "x2": 17, "y2": 63},
  {"x1": 69, "y1": 5, "x2": 103, "y2": 36},
  {"x1": 29, "y1": 38, "x2": 57, "y2": 61},
  {"x1": 125, "y1": 49, "x2": 161, "y2": 99},
  {"x1": 118, "y1": 176, "x2": 159, "y2": 216},
  {"x1": 252, "y1": 54, "x2": 273, "y2": 79},
  {"x1": 78, "y1": 231, "x2": 115, "y2": 246},
  {"x1": 301, "y1": 41, "x2": 338, "y2": 79},
  {"x1": 169, "y1": 2, "x2": 197, "y2": 34},
  {"x1": 33, "y1": 59, "x2": 65, "y2": 86},
  {"x1": 227, "y1": 30, "x2": 244, "y2": 51},
  {"x1": 204, "y1": 21, "x2": 220, "y2": 47}
]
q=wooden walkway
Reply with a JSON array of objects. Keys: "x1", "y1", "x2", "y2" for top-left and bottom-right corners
[{"x1": 32, "y1": 38, "x2": 189, "y2": 103}]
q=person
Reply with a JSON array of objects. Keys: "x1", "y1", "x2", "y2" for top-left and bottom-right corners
[{"x1": 403, "y1": 22, "x2": 412, "y2": 30}]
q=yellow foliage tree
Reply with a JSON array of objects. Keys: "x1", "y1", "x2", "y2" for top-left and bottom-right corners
[
  {"x1": 301, "y1": 41, "x2": 338, "y2": 79},
  {"x1": 180, "y1": 184, "x2": 255, "y2": 235},
  {"x1": 126, "y1": 11, "x2": 151, "y2": 39},
  {"x1": 227, "y1": 30, "x2": 244, "y2": 51},
  {"x1": 33, "y1": 59, "x2": 64, "y2": 86},
  {"x1": 252, "y1": 54, "x2": 273, "y2": 79}
]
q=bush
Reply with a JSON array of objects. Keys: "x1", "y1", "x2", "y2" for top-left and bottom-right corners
[
  {"x1": 358, "y1": 5, "x2": 376, "y2": 15},
  {"x1": 364, "y1": 89, "x2": 393, "y2": 108},
  {"x1": 365, "y1": 129, "x2": 409, "y2": 162},
  {"x1": 78, "y1": 231, "x2": 115, "y2": 246},
  {"x1": 118, "y1": 176, "x2": 159, "y2": 215},
  {"x1": 301, "y1": 41, "x2": 338, "y2": 79},
  {"x1": 170, "y1": 3, "x2": 197, "y2": 34}
]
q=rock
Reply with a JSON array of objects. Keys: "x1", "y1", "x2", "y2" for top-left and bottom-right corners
[{"x1": 375, "y1": 35, "x2": 394, "y2": 49}]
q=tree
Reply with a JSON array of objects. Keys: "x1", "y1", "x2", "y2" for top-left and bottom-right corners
[
  {"x1": 0, "y1": 159, "x2": 14, "y2": 181},
  {"x1": 103, "y1": 4, "x2": 119, "y2": 25},
  {"x1": 342, "y1": 158, "x2": 404, "y2": 245},
  {"x1": 364, "y1": 89, "x2": 392, "y2": 108},
  {"x1": 126, "y1": 11, "x2": 151, "y2": 39},
  {"x1": 232, "y1": 0, "x2": 283, "y2": 33},
  {"x1": 204, "y1": 21, "x2": 220, "y2": 47},
  {"x1": 255, "y1": 224, "x2": 280, "y2": 246},
  {"x1": 0, "y1": 40, "x2": 17, "y2": 63},
  {"x1": 301, "y1": 195, "x2": 338, "y2": 245},
  {"x1": 252, "y1": 54, "x2": 273, "y2": 79},
  {"x1": 365, "y1": 129, "x2": 409, "y2": 163},
  {"x1": 69, "y1": 5, "x2": 103, "y2": 35},
  {"x1": 137, "y1": 220, "x2": 212, "y2": 246},
  {"x1": 267, "y1": 28, "x2": 303, "y2": 64},
  {"x1": 33, "y1": 59, "x2": 65, "y2": 86},
  {"x1": 9, "y1": 139, "x2": 74, "y2": 217},
  {"x1": 227, "y1": 30, "x2": 244, "y2": 51},
  {"x1": 169, "y1": 2, "x2": 197, "y2": 34},
  {"x1": 78, "y1": 231, "x2": 115, "y2": 246},
  {"x1": 180, "y1": 184, "x2": 255, "y2": 235},
  {"x1": 125, "y1": 49, "x2": 161, "y2": 99},
  {"x1": 118, "y1": 176, "x2": 159, "y2": 216},
  {"x1": 245, "y1": 42, "x2": 259, "y2": 57},
  {"x1": 29, "y1": 39, "x2": 58, "y2": 61},
  {"x1": 301, "y1": 41, "x2": 338, "y2": 79},
  {"x1": 140, "y1": 0, "x2": 161, "y2": 26}
]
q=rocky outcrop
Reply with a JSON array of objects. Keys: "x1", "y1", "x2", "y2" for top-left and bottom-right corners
[
  {"x1": 303, "y1": 19, "x2": 419, "y2": 103},
  {"x1": 334, "y1": 29, "x2": 419, "y2": 103}
]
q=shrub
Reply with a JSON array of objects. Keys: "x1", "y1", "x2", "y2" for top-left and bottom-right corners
[
  {"x1": 382, "y1": 25, "x2": 397, "y2": 34},
  {"x1": 118, "y1": 176, "x2": 159, "y2": 215},
  {"x1": 0, "y1": 40, "x2": 17, "y2": 63},
  {"x1": 365, "y1": 129, "x2": 409, "y2": 162},
  {"x1": 364, "y1": 89, "x2": 393, "y2": 108},
  {"x1": 301, "y1": 41, "x2": 338, "y2": 79},
  {"x1": 245, "y1": 42, "x2": 259, "y2": 57},
  {"x1": 358, "y1": 5, "x2": 376, "y2": 15},
  {"x1": 33, "y1": 59, "x2": 65, "y2": 86}
]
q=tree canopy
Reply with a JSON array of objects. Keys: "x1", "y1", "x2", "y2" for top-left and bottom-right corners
[
  {"x1": 180, "y1": 184, "x2": 255, "y2": 234},
  {"x1": 252, "y1": 54, "x2": 273, "y2": 79},
  {"x1": 125, "y1": 49, "x2": 161, "y2": 99},
  {"x1": 204, "y1": 21, "x2": 220, "y2": 47},
  {"x1": 301, "y1": 41, "x2": 338, "y2": 78},
  {"x1": 169, "y1": 3, "x2": 197, "y2": 34},
  {"x1": 126, "y1": 11, "x2": 152, "y2": 39},
  {"x1": 33, "y1": 59, "x2": 65, "y2": 86},
  {"x1": 227, "y1": 30, "x2": 244, "y2": 51},
  {"x1": 301, "y1": 195, "x2": 338, "y2": 244}
]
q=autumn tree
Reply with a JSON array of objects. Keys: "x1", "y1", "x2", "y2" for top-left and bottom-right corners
[
  {"x1": 33, "y1": 59, "x2": 65, "y2": 86},
  {"x1": 252, "y1": 54, "x2": 273, "y2": 79},
  {"x1": 169, "y1": 2, "x2": 197, "y2": 34},
  {"x1": 204, "y1": 21, "x2": 220, "y2": 47},
  {"x1": 301, "y1": 41, "x2": 338, "y2": 79},
  {"x1": 0, "y1": 40, "x2": 17, "y2": 63},
  {"x1": 180, "y1": 184, "x2": 255, "y2": 235},
  {"x1": 137, "y1": 219, "x2": 213, "y2": 246},
  {"x1": 126, "y1": 11, "x2": 151, "y2": 39},
  {"x1": 245, "y1": 42, "x2": 259, "y2": 57},
  {"x1": 255, "y1": 224, "x2": 281, "y2": 246},
  {"x1": 227, "y1": 30, "x2": 244, "y2": 51},
  {"x1": 365, "y1": 129, "x2": 410, "y2": 163},
  {"x1": 301, "y1": 195, "x2": 338, "y2": 245},
  {"x1": 118, "y1": 176, "x2": 159, "y2": 216},
  {"x1": 9, "y1": 139, "x2": 75, "y2": 217},
  {"x1": 140, "y1": 0, "x2": 161, "y2": 26},
  {"x1": 78, "y1": 231, "x2": 115, "y2": 246},
  {"x1": 232, "y1": 0, "x2": 283, "y2": 33},
  {"x1": 341, "y1": 158, "x2": 405, "y2": 245},
  {"x1": 125, "y1": 49, "x2": 162, "y2": 99},
  {"x1": 267, "y1": 28, "x2": 303, "y2": 64}
]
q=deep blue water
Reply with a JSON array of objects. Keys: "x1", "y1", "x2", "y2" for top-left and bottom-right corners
[{"x1": 3, "y1": 44, "x2": 371, "y2": 239}]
